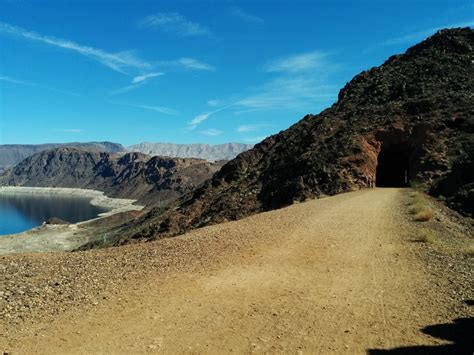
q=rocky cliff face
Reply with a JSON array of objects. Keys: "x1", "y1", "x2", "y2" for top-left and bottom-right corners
[
  {"x1": 120, "y1": 28, "x2": 473, "y2": 242},
  {"x1": 0, "y1": 148, "x2": 223, "y2": 206},
  {"x1": 127, "y1": 142, "x2": 254, "y2": 162},
  {"x1": 0, "y1": 142, "x2": 124, "y2": 172}
]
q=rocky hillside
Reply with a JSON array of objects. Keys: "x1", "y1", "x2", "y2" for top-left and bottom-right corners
[
  {"x1": 119, "y1": 28, "x2": 473, "y2": 243},
  {"x1": 0, "y1": 142, "x2": 124, "y2": 172},
  {"x1": 0, "y1": 148, "x2": 223, "y2": 206},
  {"x1": 127, "y1": 142, "x2": 253, "y2": 162}
]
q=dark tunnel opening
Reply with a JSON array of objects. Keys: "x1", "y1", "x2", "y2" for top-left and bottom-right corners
[{"x1": 376, "y1": 149, "x2": 410, "y2": 187}]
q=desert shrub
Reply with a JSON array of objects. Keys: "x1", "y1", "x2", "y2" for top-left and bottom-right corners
[
  {"x1": 407, "y1": 191, "x2": 434, "y2": 221},
  {"x1": 416, "y1": 229, "x2": 437, "y2": 243},
  {"x1": 409, "y1": 203, "x2": 424, "y2": 214},
  {"x1": 413, "y1": 209, "x2": 434, "y2": 222},
  {"x1": 465, "y1": 244, "x2": 474, "y2": 257},
  {"x1": 410, "y1": 179, "x2": 426, "y2": 191}
]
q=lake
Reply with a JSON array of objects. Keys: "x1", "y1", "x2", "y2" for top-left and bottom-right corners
[{"x1": 0, "y1": 193, "x2": 109, "y2": 235}]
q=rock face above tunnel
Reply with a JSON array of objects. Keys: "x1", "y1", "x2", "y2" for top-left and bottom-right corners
[{"x1": 123, "y1": 28, "x2": 474, "y2": 242}]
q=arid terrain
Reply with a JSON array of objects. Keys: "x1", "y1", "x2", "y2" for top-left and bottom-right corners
[{"x1": 1, "y1": 188, "x2": 472, "y2": 353}]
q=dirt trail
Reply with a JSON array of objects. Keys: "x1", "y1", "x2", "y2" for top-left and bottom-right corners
[{"x1": 3, "y1": 189, "x2": 472, "y2": 353}]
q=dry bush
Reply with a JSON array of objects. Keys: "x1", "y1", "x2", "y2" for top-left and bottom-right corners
[
  {"x1": 413, "y1": 209, "x2": 434, "y2": 222},
  {"x1": 416, "y1": 229, "x2": 437, "y2": 243},
  {"x1": 465, "y1": 244, "x2": 474, "y2": 257},
  {"x1": 409, "y1": 203, "x2": 424, "y2": 214}
]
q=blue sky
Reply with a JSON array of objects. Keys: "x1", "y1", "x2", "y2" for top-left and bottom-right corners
[{"x1": 0, "y1": 0, "x2": 472, "y2": 146}]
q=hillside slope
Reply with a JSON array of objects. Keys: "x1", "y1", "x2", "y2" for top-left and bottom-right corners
[
  {"x1": 123, "y1": 28, "x2": 473, "y2": 242},
  {"x1": 0, "y1": 148, "x2": 223, "y2": 206},
  {"x1": 127, "y1": 142, "x2": 253, "y2": 162},
  {"x1": 0, "y1": 142, "x2": 124, "y2": 172}
]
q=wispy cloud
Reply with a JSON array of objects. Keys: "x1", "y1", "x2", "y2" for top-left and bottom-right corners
[
  {"x1": 236, "y1": 77, "x2": 336, "y2": 111},
  {"x1": 110, "y1": 102, "x2": 178, "y2": 115},
  {"x1": 264, "y1": 51, "x2": 327, "y2": 73},
  {"x1": 380, "y1": 21, "x2": 474, "y2": 46},
  {"x1": 188, "y1": 112, "x2": 212, "y2": 129},
  {"x1": 177, "y1": 58, "x2": 215, "y2": 71},
  {"x1": 236, "y1": 124, "x2": 271, "y2": 133},
  {"x1": 0, "y1": 21, "x2": 152, "y2": 75},
  {"x1": 139, "y1": 12, "x2": 210, "y2": 37},
  {"x1": 188, "y1": 76, "x2": 336, "y2": 130},
  {"x1": 229, "y1": 6, "x2": 264, "y2": 23},
  {"x1": 156, "y1": 57, "x2": 215, "y2": 71},
  {"x1": 132, "y1": 72, "x2": 163, "y2": 84},
  {"x1": 207, "y1": 99, "x2": 221, "y2": 107},
  {"x1": 187, "y1": 104, "x2": 233, "y2": 130},
  {"x1": 61, "y1": 129, "x2": 83, "y2": 133},
  {"x1": 187, "y1": 51, "x2": 337, "y2": 131},
  {"x1": 0, "y1": 75, "x2": 79, "y2": 96},
  {"x1": 200, "y1": 128, "x2": 223, "y2": 136},
  {"x1": 112, "y1": 72, "x2": 164, "y2": 94}
]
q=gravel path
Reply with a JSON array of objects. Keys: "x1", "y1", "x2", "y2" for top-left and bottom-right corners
[{"x1": 1, "y1": 188, "x2": 473, "y2": 353}]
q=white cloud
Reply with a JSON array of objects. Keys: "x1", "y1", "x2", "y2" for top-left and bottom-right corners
[
  {"x1": 200, "y1": 128, "x2": 223, "y2": 136},
  {"x1": 188, "y1": 112, "x2": 212, "y2": 129},
  {"x1": 112, "y1": 72, "x2": 164, "y2": 94},
  {"x1": 139, "y1": 12, "x2": 210, "y2": 37},
  {"x1": 0, "y1": 75, "x2": 27, "y2": 85},
  {"x1": 0, "y1": 75, "x2": 79, "y2": 96},
  {"x1": 207, "y1": 99, "x2": 220, "y2": 107},
  {"x1": 156, "y1": 57, "x2": 215, "y2": 71},
  {"x1": 380, "y1": 21, "x2": 474, "y2": 46},
  {"x1": 187, "y1": 104, "x2": 233, "y2": 130},
  {"x1": 132, "y1": 72, "x2": 164, "y2": 84},
  {"x1": 0, "y1": 21, "x2": 152, "y2": 75},
  {"x1": 229, "y1": 7, "x2": 264, "y2": 23},
  {"x1": 110, "y1": 101, "x2": 178, "y2": 115},
  {"x1": 178, "y1": 58, "x2": 215, "y2": 71},
  {"x1": 61, "y1": 129, "x2": 83, "y2": 133},
  {"x1": 236, "y1": 77, "x2": 336, "y2": 111},
  {"x1": 237, "y1": 124, "x2": 270, "y2": 133},
  {"x1": 264, "y1": 51, "x2": 327, "y2": 73},
  {"x1": 112, "y1": 83, "x2": 144, "y2": 95}
]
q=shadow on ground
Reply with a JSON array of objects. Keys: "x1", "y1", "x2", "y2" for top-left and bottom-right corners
[{"x1": 368, "y1": 301, "x2": 474, "y2": 355}]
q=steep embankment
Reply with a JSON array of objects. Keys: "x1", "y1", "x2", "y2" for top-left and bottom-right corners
[
  {"x1": 1, "y1": 189, "x2": 472, "y2": 353},
  {"x1": 0, "y1": 142, "x2": 124, "y2": 172},
  {"x1": 122, "y1": 28, "x2": 473, "y2": 243},
  {"x1": 0, "y1": 148, "x2": 223, "y2": 206},
  {"x1": 127, "y1": 142, "x2": 253, "y2": 162}
]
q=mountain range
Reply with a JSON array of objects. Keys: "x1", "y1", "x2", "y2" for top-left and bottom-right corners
[
  {"x1": 0, "y1": 142, "x2": 253, "y2": 173},
  {"x1": 0, "y1": 148, "x2": 223, "y2": 206},
  {"x1": 0, "y1": 142, "x2": 124, "y2": 173},
  {"x1": 127, "y1": 142, "x2": 254, "y2": 162}
]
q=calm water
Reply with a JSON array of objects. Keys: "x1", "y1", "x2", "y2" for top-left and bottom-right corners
[{"x1": 0, "y1": 193, "x2": 109, "y2": 235}]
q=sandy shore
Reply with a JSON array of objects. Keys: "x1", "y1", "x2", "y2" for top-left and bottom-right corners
[{"x1": 0, "y1": 186, "x2": 144, "y2": 254}]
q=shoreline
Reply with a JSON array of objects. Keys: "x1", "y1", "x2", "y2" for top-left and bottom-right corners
[
  {"x1": 0, "y1": 186, "x2": 143, "y2": 216},
  {"x1": 0, "y1": 186, "x2": 144, "y2": 254}
]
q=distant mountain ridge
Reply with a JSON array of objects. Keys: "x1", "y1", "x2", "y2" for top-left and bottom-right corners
[
  {"x1": 127, "y1": 142, "x2": 254, "y2": 162},
  {"x1": 0, "y1": 142, "x2": 124, "y2": 173},
  {"x1": 0, "y1": 148, "x2": 223, "y2": 206}
]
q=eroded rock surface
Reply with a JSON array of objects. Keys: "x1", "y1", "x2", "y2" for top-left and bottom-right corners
[{"x1": 122, "y1": 28, "x2": 473, "y2": 243}]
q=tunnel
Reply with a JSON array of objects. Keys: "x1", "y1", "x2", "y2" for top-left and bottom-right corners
[{"x1": 376, "y1": 149, "x2": 409, "y2": 187}]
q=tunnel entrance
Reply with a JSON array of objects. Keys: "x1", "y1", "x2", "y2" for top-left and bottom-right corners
[{"x1": 376, "y1": 149, "x2": 409, "y2": 187}]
